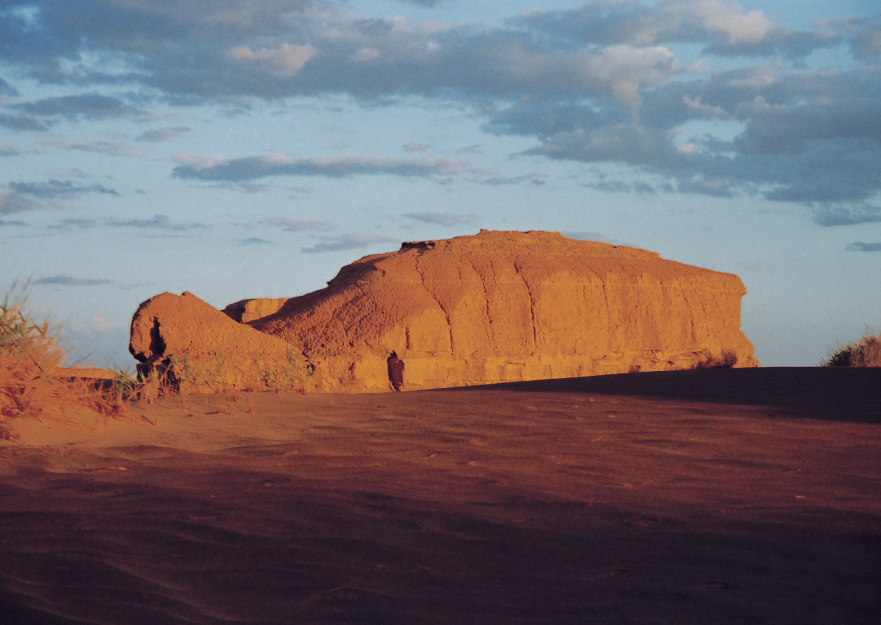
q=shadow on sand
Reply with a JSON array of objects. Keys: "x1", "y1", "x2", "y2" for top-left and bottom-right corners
[{"x1": 470, "y1": 367, "x2": 881, "y2": 423}]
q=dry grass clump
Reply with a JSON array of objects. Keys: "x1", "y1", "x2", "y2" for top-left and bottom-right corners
[
  {"x1": 824, "y1": 331, "x2": 881, "y2": 367},
  {"x1": 135, "y1": 347, "x2": 312, "y2": 400},
  {"x1": 162, "y1": 347, "x2": 314, "y2": 394},
  {"x1": 0, "y1": 281, "x2": 132, "y2": 440}
]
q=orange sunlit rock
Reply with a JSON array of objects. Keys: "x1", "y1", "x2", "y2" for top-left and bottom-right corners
[
  {"x1": 129, "y1": 291, "x2": 303, "y2": 392},
  {"x1": 245, "y1": 230, "x2": 758, "y2": 391}
]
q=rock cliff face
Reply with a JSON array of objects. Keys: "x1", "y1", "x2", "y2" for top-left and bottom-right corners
[{"x1": 246, "y1": 230, "x2": 758, "y2": 391}]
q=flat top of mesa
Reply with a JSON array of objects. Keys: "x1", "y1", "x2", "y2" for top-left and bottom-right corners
[{"x1": 378, "y1": 229, "x2": 660, "y2": 260}]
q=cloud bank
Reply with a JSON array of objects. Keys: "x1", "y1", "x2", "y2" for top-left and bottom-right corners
[{"x1": 0, "y1": 1, "x2": 878, "y2": 223}]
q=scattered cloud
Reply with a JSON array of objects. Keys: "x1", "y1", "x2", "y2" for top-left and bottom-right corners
[
  {"x1": 811, "y1": 205, "x2": 881, "y2": 227},
  {"x1": 239, "y1": 237, "x2": 271, "y2": 246},
  {"x1": 0, "y1": 0, "x2": 878, "y2": 220},
  {"x1": 301, "y1": 233, "x2": 396, "y2": 254},
  {"x1": 10, "y1": 180, "x2": 119, "y2": 199},
  {"x1": 474, "y1": 171, "x2": 547, "y2": 186},
  {"x1": 265, "y1": 217, "x2": 331, "y2": 231},
  {"x1": 88, "y1": 316, "x2": 121, "y2": 330},
  {"x1": 846, "y1": 241, "x2": 881, "y2": 252},
  {"x1": 586, "y1": 179, "x2": 657, "y2": 194},
  {"x1": 108, "y1": 214, "x2": 206, "y2": 230},
  {"x1": 41, "y1": 139, "x2": 142, "y2": 157},
  {"x1": 48, "y1": 218, "x2": 102, "y2": 230},
  {"x1": 0, "y1": 77, "x2": 17, "y2": 97},
  {"x1": 17, "y1": 93, "x2": 151, "y2": 122},
  {"x1": 0, "y1": 144, "x2": 23, "y2": 156},
  {"x1": 173, "y1": 154, "x2": 468, "y2": 181},
  {"x1": 518, "y1": 0, "x2": 832, "y2": 57},
  {"x1": 405, "y1": 212, "x2": 477, "y2": 226},
  {"x1": 0, "y1": 218, "x2": 28, "y2": 226},
  {"x1": 0, "y1": 190, "x2": 41, "y2": 214},
  {"x1": 136, "y1": 127, "x2": 191, "y2": 142},
  {"x1": 561, "y1": 231, "x2": 612, "y2": 243},
  {"x1": 0, "y1": 113, "x2": 48, "y2": 132},
  {"x1": 396, "y1": 0, "x2": 449, "y2": 6},
  {"x1": 34, "y1": 275, "x2": 112, "y2": 286},
  {"x1": 226, "y1": 43, "x2": 317, "y2": 75}
]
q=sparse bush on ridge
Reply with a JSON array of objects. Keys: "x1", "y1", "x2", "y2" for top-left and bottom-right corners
[
  {"x1": 0, "y1": 280, "x2": 131, "y2": 439},
  {"x1": 693, "y1": 350, "x2": 738, "y2": 369},
  {"x1": 824, "y1": 331, "x2": 881, "y2": 367}
]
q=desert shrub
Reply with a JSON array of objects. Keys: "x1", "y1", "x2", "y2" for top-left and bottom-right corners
[
  {"x1": 0, "y1": 281, "x2": 130, "y2": 438},
  {"x1": 1, "y1": 280, "x2": 66, "y2": 427},
  {"x1": 158, "y1": 346, "x2": 311, "y2": 394},
  {"x1": 693, "y1": 350, "x2": 738, "y2": 369},
  {"x1": 824, "y1": 331, "x2": 881, "y2": 367}
]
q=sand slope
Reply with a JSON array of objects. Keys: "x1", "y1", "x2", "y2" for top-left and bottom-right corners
[{"x1": 0, "y1": 368, "x2": 878, "y2": 624}]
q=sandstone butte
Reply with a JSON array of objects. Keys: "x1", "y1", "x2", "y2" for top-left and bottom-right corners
[{"x1": 130, "y1": 230, "x2": 759, "y2": 393}]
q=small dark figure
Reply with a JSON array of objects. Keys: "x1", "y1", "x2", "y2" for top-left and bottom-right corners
[{"x1": 387, "y1": 351, "x2": 405, "y2": 392}]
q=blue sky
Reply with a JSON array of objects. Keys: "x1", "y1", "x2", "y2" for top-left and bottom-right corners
[{"x1": 1, "y1": 0, "x2": 879, "y2": 368}]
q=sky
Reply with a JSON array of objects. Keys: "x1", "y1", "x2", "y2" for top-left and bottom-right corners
[{"x1": 0, "y1": 0, "x2": 879, "y2": 369}]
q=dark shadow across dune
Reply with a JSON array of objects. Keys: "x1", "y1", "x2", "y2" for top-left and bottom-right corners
[{"x1": 470, "y1": 367, "x2": 881, "y2": 423}]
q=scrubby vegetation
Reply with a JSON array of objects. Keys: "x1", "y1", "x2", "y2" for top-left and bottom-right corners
[
  {"x1": 0, "y1": 281, "x2": 132, "y2": 439},
  {"x1": 824, "y1": 331, "x2": 881, "y2": 367},
  {"x1": 694, "y1": 350, "x2": 738, "y2": 369},
  {"x1": 159, "y1": 347, "x2": 312, "y2": 396}
]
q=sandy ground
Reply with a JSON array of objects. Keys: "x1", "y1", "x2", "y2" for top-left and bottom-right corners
[{"x1": 0, "y1": 367, "x2": 879, "y2": 624}]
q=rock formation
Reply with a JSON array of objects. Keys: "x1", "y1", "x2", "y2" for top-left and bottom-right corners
[
  {"x1": 129, "y1": 292, "x2": 309, "y2": 392},
  {"x1": 129, "y1": 231, "x2": 758, "y2": 393},
  {"x1": 223, "y1": 298, "x2": 290, "y2": 323},
  {"x1": 246, "y1": 230, "x2": 758, "y2": 391}
]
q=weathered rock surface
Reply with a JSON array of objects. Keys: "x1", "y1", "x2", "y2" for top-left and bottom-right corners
[
  {"x1": 246, "y1": 230, "x2": 758, "y2": 391},
  {"x1": 223, "y1": 298, "x2": 290, "y2": 323},
  {"x1": 130, "y1": 292, "x2": 309, "y2": 392}
]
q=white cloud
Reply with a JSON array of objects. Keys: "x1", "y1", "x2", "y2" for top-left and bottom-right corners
[
  {"x1": 683, "y1": 95, "x2": 728, "y2": 118},
  {"x1": 226, "y1": 43, "x2": 317, "y2": 75},
  {"x1": 675, "y1": 0, "x2": 775, "y2": 45},
  {"x1": 90, "y1": 316, "x2": 120, "y2": 330}
]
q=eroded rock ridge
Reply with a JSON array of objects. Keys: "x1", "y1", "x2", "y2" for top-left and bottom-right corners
[{"x1": 131, "y1": 231, "x2": 758, "y2": 392}]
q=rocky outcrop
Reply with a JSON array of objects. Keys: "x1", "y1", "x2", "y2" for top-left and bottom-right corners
[
  {"x1": 129, "y1": 292, "x2": 310, "y2": 392},
  {"x1": 129, "y1": 231, "x2": 758, "y2": 393},
  {"x1": 223, "y1": 298, "x2": 290, "y2": 323},
  {"x1": 247, "y1": 230, "x2": 758, "y2": 391}
]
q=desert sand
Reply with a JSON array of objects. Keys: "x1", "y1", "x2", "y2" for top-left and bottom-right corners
[{"x1": 0, "y1": 367, "x2": 878, "y2": 624}]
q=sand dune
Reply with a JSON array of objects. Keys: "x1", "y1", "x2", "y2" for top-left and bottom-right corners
[{"x1": 1, "y1": 368, "x2": 878, "y2": 624}]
